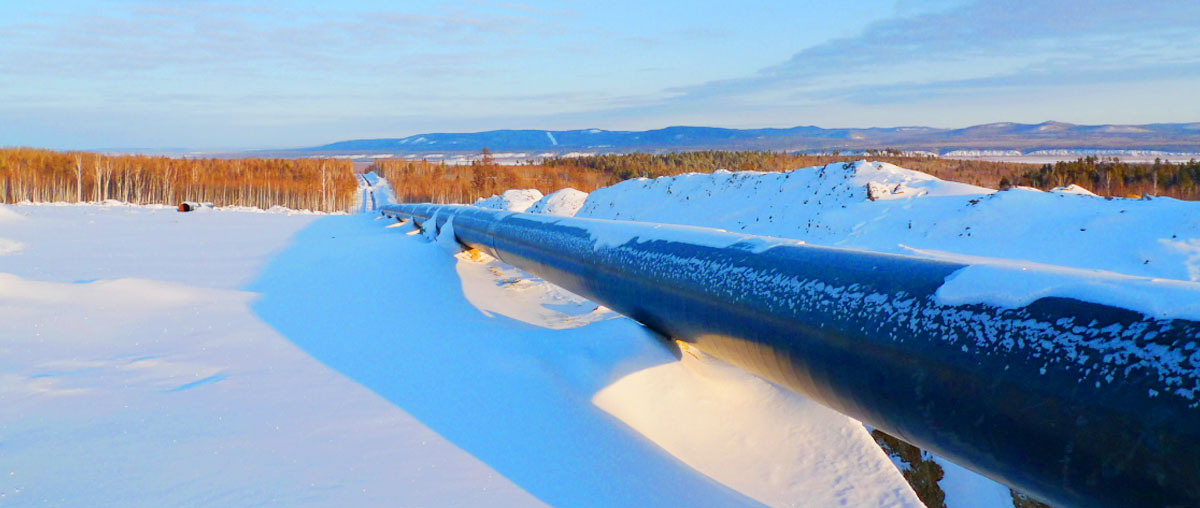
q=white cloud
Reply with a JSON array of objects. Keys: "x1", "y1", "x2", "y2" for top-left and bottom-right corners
[{"x1": 665, "y1": 0, "x2": 1200, "y2": 108}]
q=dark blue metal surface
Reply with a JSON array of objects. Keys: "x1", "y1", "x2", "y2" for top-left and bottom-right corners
[{"x1": 382, "y1": 203, "x2": 1200, "y2": 508}]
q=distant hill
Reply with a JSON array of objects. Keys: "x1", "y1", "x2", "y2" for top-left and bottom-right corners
[{"x1": 288, "y1": 121, "x2": 1200, "y2": 157}]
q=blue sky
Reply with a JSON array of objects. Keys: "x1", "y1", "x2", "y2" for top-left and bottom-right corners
[{"x1": 1, "y1": 0, "x2": 1198, "y2": 150}]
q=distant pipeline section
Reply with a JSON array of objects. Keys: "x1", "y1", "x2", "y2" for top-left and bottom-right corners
[{"x1": 381, "y1": 203, "x2": 1200, "y2": 508}]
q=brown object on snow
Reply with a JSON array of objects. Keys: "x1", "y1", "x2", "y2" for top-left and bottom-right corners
[{"x1": 178, "y1": 202, "x2": 211, "y2": 212}]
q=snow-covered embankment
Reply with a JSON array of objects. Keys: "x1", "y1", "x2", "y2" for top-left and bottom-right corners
[
  {"x1": 465, "y1": 160, "x2": 1200, "y2": 507},
  {"x1": 577, "y1": 161, "x2": 1199, "y2": 283}
]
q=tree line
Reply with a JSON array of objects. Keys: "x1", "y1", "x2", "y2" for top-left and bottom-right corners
[
  {"x1": 372, "y1": 157, "x2": 611, "y2": 204},
  {"x1": 0, "y1": 148, "x2": 358, "y2": 212},
  {"x1": 9, "y1": 147, "x2": 1194, "y2": 211},
  {"x1": 377, "y1": 150, "x2": 1200, "y2": 204},
  {"x1": 1005, "y1": 156, "x2": 1200, "y2": 199}
]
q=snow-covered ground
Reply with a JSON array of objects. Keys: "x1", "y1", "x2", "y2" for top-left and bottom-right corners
[
  {"x1": 0, "y1": 188, "x2": 921, "y2": 506},
  {"x1": 0, "y1": 203, "x2": 547, "y2": 507},
  {"x1": 356, "y1": 171, "x2": 395, "y2": 213},
  {"x1": 7, "y1": 161, "x2": 1193, "y2": 507}
]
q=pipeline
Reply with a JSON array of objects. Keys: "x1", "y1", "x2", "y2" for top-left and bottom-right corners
[{"x1": 381, "y1": 203, "x2": 1200, "y2": 508}]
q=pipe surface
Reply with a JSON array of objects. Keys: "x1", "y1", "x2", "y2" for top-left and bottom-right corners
[{"x1": 382, "y1": 203, "x2": 1200, "y2": 508}]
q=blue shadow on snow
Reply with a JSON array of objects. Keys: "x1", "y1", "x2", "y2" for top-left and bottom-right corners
[{"x1": 246, "y1": 214, "x2": 762, "y2": 508}]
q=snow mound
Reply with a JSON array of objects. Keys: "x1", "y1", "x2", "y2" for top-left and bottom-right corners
[
  {"x1": 594, "y1": 346, "x2": 922, "y2": 508},
  {"x1": 0, "y1": 237, "x2": 27, "y2": 256},
  {"x1": 526, "y1": 188, "x2": 588, "y2": 216},
  {"x1": 474, "y1": 189, "x2": 545, "y2": 212},
  {"x1": 1051, "y1": 184, "x2": 1098, "y2": 196},
  {"x1": 578, "y1": 160, "x2": 987, "y2": 224},
  {"x1": 0, "y1": 204, "x2": 26, "y2": 222},
  {"x1": 577, "y1": 160, "x2": 1200, "y2": 282}
]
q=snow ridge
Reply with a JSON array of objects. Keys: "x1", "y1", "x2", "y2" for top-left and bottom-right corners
[
  {"x1": 526, "y1": 188, "x2": 588, "y2": 216},
  {"x1": 576, "y1": 160, "x2": 1200, "y2": 283},
  {"x1": 474, "y1": 189, "x2": 545, "y2": 212}
]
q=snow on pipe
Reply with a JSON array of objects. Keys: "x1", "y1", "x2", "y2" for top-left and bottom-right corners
[{"x1": 381, "y1": 203, "x2": 1200, "y2": 508}]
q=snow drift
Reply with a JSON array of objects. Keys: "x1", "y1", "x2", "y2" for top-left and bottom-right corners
[
  {"x1": 456, "y1": 160, "x2": 1200, "y2": 507},
  {"x1": 474, "y1": 189, "x2": 544, "y2": 212},
  {"x1": 574, "y1": 161, "x2": 1200, "y2": 283},
  {"x1": 526, "y1": 188, "x2": 588, "y2": 216}
]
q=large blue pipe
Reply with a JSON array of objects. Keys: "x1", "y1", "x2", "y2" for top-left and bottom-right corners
[{"x1": 381, "y1": 203, "x2": 1200, "y2": 508}]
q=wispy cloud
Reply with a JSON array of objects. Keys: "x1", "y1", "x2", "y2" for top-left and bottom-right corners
[
  {"x1": 2, "y1": 0, "x2": 1197, "y2": 149},
  {"x1": 665, "y1": 0, "x2": 1200, "y2": 108},
  {"x1": 0, "y1": 2, "x2": 564, "y2": 78}
]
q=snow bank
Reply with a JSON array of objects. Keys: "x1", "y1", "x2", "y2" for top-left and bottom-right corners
[
  {"x1": 570, "y1": 159, "x2": 1200, "y2": 505},
  {"x1": 474, "y1": 189, "x2": 544, "y2": 212},
  {"x1": 1050, "y1": 183, "x2": 1097, "y2": 196},
  {"x1": 577, "y1": 161, "x2": 1200, "y2": 283},
  {"x1": 578, "y1": 161, "x2": 986, "y2": 224},
  {"x1": 594, "y1": 345, "x2": 921, "y2": 508},
  {"x1": 526, "y1": 188, "x2": 588, "y2": 216}
]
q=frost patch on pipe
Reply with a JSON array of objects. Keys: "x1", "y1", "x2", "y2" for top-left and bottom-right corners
[
  {"x1": 598, "y1": 245, "x2": 1199, "y2": 404},
  {"x1": 935, "y1": 263, "x2": 1200, "y2": 321}
]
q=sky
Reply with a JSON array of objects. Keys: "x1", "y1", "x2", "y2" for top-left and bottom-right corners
[{"x1": 1, "y1": 0, "x2": 1198, "y2": 150}]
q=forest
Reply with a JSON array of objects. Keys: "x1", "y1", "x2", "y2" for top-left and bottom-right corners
[
  {"x1": 6, "y1": 148, "x2": 1197, "y2": 212},
  {"x1": 374, "y1": 150, "x2": 1200, "y2": 203},
  {"x1": 0, "y1": 148, "x2": 357, "y2": 212},
  {"x1": 1008, "y1": 156, "x2": 1200, "y2": 199}
]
